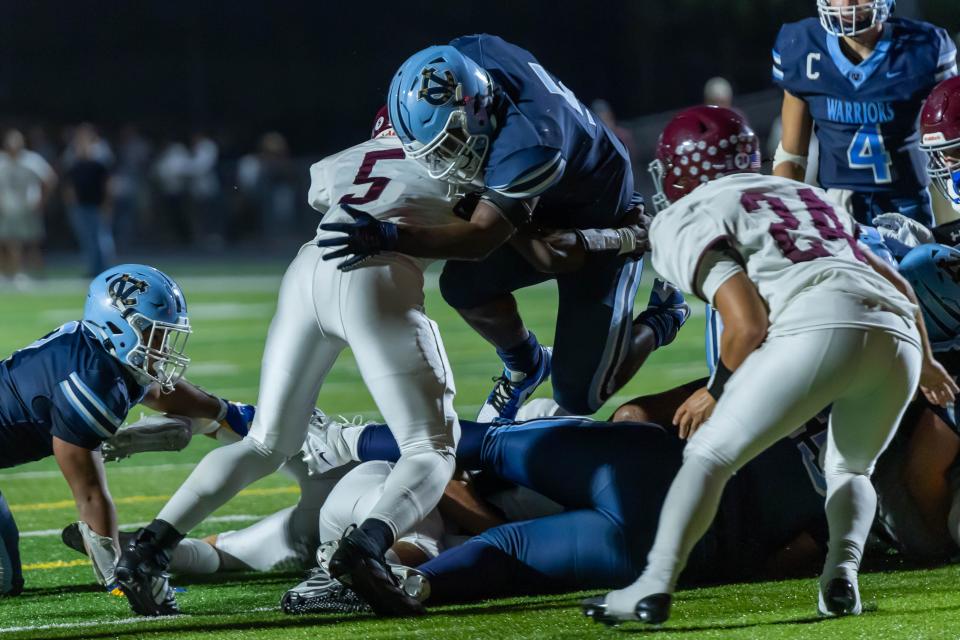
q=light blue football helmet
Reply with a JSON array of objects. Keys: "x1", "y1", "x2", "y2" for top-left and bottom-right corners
[
  {"x1": 817, "y1": 0, "x2": 894, "y2": 37},
  {"x1": 899, "y1": 244, "x2": 960, "y2": 352},
  {"x1": 388, "y1": 45, "x2": 497, "y2": 185},
  {"x1": 83, "y1": 264, "x2": 191, "y2": 392}
]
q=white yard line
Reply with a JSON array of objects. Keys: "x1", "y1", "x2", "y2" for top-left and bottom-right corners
[
  {"x1": 0, "y1": 606, "x2": 280, "y2": 634},
  {"x1": 21, "y1": 513, "x2": 263, "y2": 538},
  {"x1": 0, "y1": 462, "x2": 198, "y2": 481}
]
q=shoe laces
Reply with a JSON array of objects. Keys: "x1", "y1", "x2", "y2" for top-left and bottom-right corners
[{"x1": 489, "y1": 375, "x2": 516, "y2": 412}]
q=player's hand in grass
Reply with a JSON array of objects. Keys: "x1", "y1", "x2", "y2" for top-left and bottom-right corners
[
  {"x1": 673, "y1": 387, "x2": 716, "y2": 440},
  {"x1": 919, "y1": 357, "x2": 959, "y2": 408}
]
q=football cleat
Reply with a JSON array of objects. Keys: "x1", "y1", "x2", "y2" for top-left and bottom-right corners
[
  {"x1": 115, "y1": 529, "x2": 179, "y2": 616},
  {"x1": 635, "y1": 279, "x2": 690, "y2": 350},
  {"x1": 101, "y1": 415, "x2": 193, "y2": 462},
  {"x1": 477, "y1": 346, "x2": 552, "y2": 422},
  {"x1": 61, "y1": 523, "x2": 135, "y2": 556},
  {"x1": 301, "y1": 410, "x2": 359, "y2": 476},
  {"x1": 818, "y1": 577, "x2": 862, "y2": 617},
  {"x1": 328, "y1": 529, "x2": 426, "y2": 617},
  {"x1": 582, "y1": 593, "x2": 672, "y2": 626},
  {"x1": 281, "y1": 566, "x2": 372, "y2": 615}
]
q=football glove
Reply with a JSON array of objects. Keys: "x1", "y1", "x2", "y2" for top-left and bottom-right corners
[{"x1": 317, "y1": 204, "x2": 399, "y2": 271}]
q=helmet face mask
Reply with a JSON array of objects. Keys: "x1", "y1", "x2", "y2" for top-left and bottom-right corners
[
  {"x1": 924, "y1": 144, "x2": 960, "y2": 210},
  {"x1": 406, "y1": 109, "x2": 490, "y2": 185},
  {"x1": 817, "y1": 0, "x2": 892, "y2": 37},
  {"x1": 84, "y1": 265, "x2": 191, "y2": 393},
  {"x1": 920, "y1": 77, "x2": 960, "y2": 214}
]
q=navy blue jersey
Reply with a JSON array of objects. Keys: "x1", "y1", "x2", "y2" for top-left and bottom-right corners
[
  {"x1": 451, "y1": 34, "x2": 633, "y2": 228},
  {"x1": 0, "y1": 322, "x2": 147, "y2": 467},
  {"x1": 773, "y1": 17, "x2": 957, "y2": 194}
]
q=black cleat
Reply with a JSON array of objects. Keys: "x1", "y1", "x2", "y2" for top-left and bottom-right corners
[
  {"x1": 818, "y1": 578, "x2": 862, "y2": 617},
  {"x1": 281, "y1": 566, "x2": 372, "y2": 615},
  {"x1": 115, "y1": 528, "x2": 179, "y2": 617},
  {"x1": 582, "y1": 593, "x2": 672, "y2": 626},
  {"x1": 328, "y1": 531, "x2": 425, "y2": 617}
]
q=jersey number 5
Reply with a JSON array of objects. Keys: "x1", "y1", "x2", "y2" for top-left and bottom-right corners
[
  {"x1": 338, "y1": 149, "x2": 406, "y2": 205},
  {"x1": 847, "y1": 124, "x2": 893, "y2": 184}
]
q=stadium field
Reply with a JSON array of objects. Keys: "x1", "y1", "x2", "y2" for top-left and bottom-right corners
[{"x1": 1, "y1": 263, "x2": 958, "y2": 640}]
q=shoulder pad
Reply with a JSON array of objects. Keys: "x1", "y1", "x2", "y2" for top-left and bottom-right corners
[{"x1": 486, "y1": 146, "x2": 565, "y2": 199}]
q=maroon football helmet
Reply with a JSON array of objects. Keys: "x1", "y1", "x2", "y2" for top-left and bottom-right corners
[
  {"x1": 919, "y1": 76, "x2": 960, "y2": 211},
  {"x1": 370, "y1": 105, "x2": 394, "y2": 139},
  {"x1": 649, "y1": 105, "x2": 761, "y2": 212}
]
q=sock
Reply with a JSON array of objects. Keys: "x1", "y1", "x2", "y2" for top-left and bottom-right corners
[
  {"x1": 496, "y1": 331, "x2": 541, "y2": 376},
  {"x1": 145, "y1": 519, "x2": 186, "y2": 553},
  {"x1": 821, "y1": 472, "x2": 875, "y2": 589},
  {"x1": 353, "y1": 518, "x2": 395, "y2": 557},
  {"x1": 167, "y1": 538, "x2": 221, "y2": 575}
]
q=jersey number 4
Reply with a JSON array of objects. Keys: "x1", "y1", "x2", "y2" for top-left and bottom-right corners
[
  {"x1": 847, "y1": 124, "x2": 893, "y2": 184},
  {"x1": 338, "y1": 149, "x2": 406, "y2": 205}
]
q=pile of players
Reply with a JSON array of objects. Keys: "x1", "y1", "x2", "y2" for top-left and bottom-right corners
[{"x1": 1, "y1": 0, "x2": 959, "y2": 627}]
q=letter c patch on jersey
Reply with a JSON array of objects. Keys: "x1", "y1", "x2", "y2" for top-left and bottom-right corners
[{"x1": 807, "y1": 52, "x2": 821, "y2": 80}]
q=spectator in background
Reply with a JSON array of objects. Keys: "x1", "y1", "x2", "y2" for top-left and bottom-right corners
[
  {"x1": 590, "y1": 99, "x2": 638, "y2": 167},
  {"x1": 64, "y1": 126, "x2": 114, "y2": 277},
  {"x1": 703, "y1": 76, "x2": 733, "y2": 108},
  {"x1": 0, "y1": 129, "x2": 56, "y2": 287},
  {"x1": 236, "y1": 131, "x2": 298, "y2": 242},
  {"x1": 112, "y1": 125, "x2": 152, "y2": 253},
  {"x1": 153, "y1": 139, "x2": 192, "y2": 244},
  {"x1": 186, "y1": 132, "x2": 223, "y2": 250}
]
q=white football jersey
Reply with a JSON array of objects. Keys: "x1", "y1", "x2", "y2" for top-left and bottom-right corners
[
  {"x1": 308, "y1": 133, "x2": 459, "y2": 269},
  {"x1": 651, "y1": 174, "x2": 918, "y2": 341}
]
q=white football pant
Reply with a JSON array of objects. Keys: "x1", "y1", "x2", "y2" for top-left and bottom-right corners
[
  {"x1": 158, "y1": 243, "x2": 459, "y2": 541},
  {"x1": 606, "y1": 325, "x2": 921, "y2": 614}
]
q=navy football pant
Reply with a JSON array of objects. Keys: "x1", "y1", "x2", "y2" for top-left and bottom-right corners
[
  {"x1": 0, "y1": 490, "x2": 22, "y2": 595},
  {"x1": 440, "y1": 251, "x2": 643, "y2": 415},
  {"x1": 356, "y1": 417, "x2": 688, "y2": 601},
  {"x1": 843, "y1": 189, "x2": 933, "y2": 228}
]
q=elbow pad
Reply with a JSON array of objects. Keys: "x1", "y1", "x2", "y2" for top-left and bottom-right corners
[{"x1": 773, "y1": 142, "x2": 808, "y2": 170}]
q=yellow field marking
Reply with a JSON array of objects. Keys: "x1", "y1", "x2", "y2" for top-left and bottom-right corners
[
  {"x1": 11, "y1": 485, "x2": 298, "y2": 512},
  {"x1": 22, "y1": 559, "x2": 88, "y2": 571}
]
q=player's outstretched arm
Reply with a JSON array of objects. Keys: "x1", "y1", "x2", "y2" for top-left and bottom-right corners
[
  {"x1": 674, "y1": 272, "x2": 768, "y2": 439},
  {"x1": 861, "y1": 248, "x2": 959, "y2": 407},
  {"x1": 53, "y1": 436, "x2": 120, "y2": 587},
  {"x1": 142, "y1": 379, "x2": 223, "y2": 420},
  {"x1": 773, "y1": 90, "x2": 812, "y2": 182},
  {"x1": 396, "y1": 199, "x2": 518, "y2": 261}
]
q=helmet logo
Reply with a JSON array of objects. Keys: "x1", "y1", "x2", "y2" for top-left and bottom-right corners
[
  {"x1": 108, "y1": 275, "x2": 149, "y2": 312},
  {"x1": 418, "y1": 67, "x2": 459, "y2": 106}
]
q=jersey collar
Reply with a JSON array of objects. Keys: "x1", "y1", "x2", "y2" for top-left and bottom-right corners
[{"x1": 825, "y1": 25, "x2": 894, "y2": 90}]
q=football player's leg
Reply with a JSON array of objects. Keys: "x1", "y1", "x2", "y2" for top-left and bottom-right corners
[
  {"x1": 610, "y1": 378, "x2": 707, "y2": 425},
  {"x1": 551, "y1": 255, "x2": 643, "y2": 415},
  {"x1": 819, "y1": 330, "x2": 920, "y2": 616},
  {"x1": 441, "y1": 247, "x2": 552, "y2": 421},
  {"x1": 0, "y1": 490, "x2": 22, "y2": 596},
  {"x1": 602, "y1": 330, "x2": 862, "y2": 620},
  {"x1": 421, "y1": 510, "x2": 630, "y2": 603}
]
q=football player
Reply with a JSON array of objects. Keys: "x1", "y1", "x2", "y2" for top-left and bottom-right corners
[
  {"x1": 920, "y1": 75, "x2": 960, "y2": 242},
  {"x1": 0, "y1": 264, "x2": 247, "y2": 597},
  {"x1": 584, "y1": 106, "x2": 956, "y2": 625},
  {"x1": 282, "y1": 414, "x2": 829, "y2": 614},
  {"x1": 772, "y1": 0, "x2": 956, "y2": 225},
  {"x1": 319, "y1": 35, "x2": 689, "y2": 421},
  {"x1": 115, "y1": 110, "x2": 466, "y2": 617}
]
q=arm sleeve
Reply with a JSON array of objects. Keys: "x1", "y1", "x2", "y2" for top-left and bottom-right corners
[
  {"x1": 935, "y1": 27, "x2": 958, "y2": 82},
  {"x1": 649, "y1": 200, "x2": 730, "y2": 300},
  {"x1": 307, "y1": 160, "x2": 331, "y2": 214},
  {"x1": 697, "y1": 250, "x2": 745, "y2": 307},
  {"x1": 50, "y1": 371, "x2": 127, "y2": 450}
]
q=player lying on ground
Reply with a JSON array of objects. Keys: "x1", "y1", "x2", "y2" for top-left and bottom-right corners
[
  {"x1": 582, "y1": 106, "x2": 956, "y2": 626},
  {"x1": 323, "y1": 35, "x2": 688, "y2": 423},
  {"x1": 0, "y1": 264, "x2": 251, "y2": 596},
  {"x1": 276, "y1": 414, "x2": 831, "y2": 614},
  {"x1": 773, "y1": 0, "x2": 956, "y2": 225}
]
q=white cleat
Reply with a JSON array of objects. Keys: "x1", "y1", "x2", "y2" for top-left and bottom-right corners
[
  {"x1": 301, "y1": 410, "x2": 358, "y2": 476},
  {"x1": 102, "y1": 415, "x2": 193, "y2": 462}
]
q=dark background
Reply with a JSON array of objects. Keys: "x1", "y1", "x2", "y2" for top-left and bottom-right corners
[{"x1": 1, "y1": 0, "x2": 956, "y2": 155}]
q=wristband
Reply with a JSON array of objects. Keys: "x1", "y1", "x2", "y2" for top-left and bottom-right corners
[
  {"x1": 215, "y1": 397, "x2": 229, "y2": 423},
  {"x1": 707, "y1": 360, "x2": 733, "y2": 400}
]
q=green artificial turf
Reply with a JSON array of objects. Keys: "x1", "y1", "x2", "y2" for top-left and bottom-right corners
[{"x1": 0, "y1": 264, "x2": 957, "y2": 639}]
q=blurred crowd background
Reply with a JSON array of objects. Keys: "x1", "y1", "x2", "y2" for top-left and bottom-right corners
[{"x1": 0, "y1": 0, "x2": 956, "y2": 283}]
